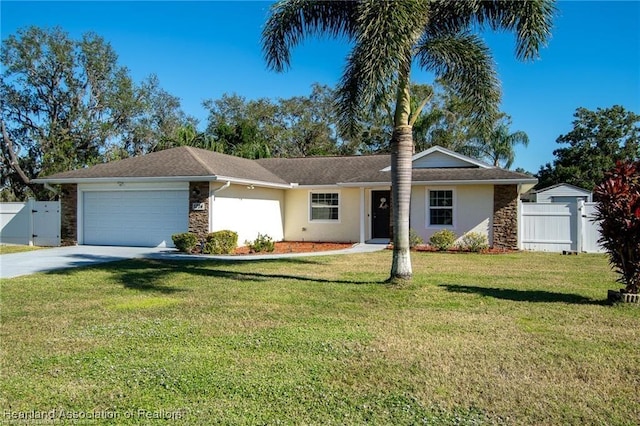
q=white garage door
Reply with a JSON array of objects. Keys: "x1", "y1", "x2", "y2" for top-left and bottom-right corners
[{"x1": 83, "y1": 190, "x2": 189, "y2": 247}]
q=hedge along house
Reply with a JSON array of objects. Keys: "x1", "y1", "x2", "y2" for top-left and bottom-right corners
[{"x1": 34, "y1": 145, "x2": 537, "y2": 249}]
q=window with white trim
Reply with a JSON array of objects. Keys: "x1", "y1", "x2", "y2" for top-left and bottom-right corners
[
  {"x1": 310, "y1": 192, "x2": 339, "y2": 221},
  {"x1": 428, "y1": 189, "x2": 454, "y2": 226}
]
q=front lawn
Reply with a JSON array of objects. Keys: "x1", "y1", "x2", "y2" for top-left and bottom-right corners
[
  {"x1": 1, "y1": 252, "x2": 638, "y2": 425},
  {"x1": 0, "y1": 244, "x2": 44, "y2": 255}
]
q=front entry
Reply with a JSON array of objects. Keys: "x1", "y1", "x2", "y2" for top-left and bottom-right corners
[{"x1": 371, "y1": 190, "x2": 391, "y2": 239}]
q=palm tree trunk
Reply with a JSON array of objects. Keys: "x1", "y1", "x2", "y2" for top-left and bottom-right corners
[{"x1": 389, "y1": 67, "x2": 413, "y2": 281}]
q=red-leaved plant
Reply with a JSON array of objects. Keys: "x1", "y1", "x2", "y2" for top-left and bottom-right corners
[{"x1": 593, "y1": 160, "x2": 640, "y2": 294}]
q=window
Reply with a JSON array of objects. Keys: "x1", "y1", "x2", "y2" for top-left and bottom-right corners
[
  {"x1": 310, "y1": 192, "x2": 339, "y2": 221},
  {"x1": 429, "y1": 189, "x2": 454, "y2": 226}
]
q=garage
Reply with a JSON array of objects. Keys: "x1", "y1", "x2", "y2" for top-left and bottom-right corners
[{"x1": 82, "y1": 190, "x2": 189, "y2": 247}]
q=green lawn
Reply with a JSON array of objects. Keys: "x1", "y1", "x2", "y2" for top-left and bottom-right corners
[
  {"x1": 1, "y1": 252, "x2": 638, "y2": 425},
  {"x1": 0, "y1": 244, "x2": 44, "y2": 255}
]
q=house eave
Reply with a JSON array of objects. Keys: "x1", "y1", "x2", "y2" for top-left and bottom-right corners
[
  {"x1": 411, "y1": 178, "x2": 538, "y2": 186},
  {"x1": 293, "y1": 184, "x2": 343, "y2": 190},
  {"x1": 33, "y1": 175, "x2": 293, "y2": 189},
  {"x1": 213, "y1": 175, "x2": 292, "y2": 189},
  {"x1": 337, "y1": 182, "x2": 391, "y2": 188},
  {"x1": 32, "y1": 176, "x2": 215, "y2": 184},
  {"x1": 338, "y1": 178, "x2": 537, "y2": 187}
]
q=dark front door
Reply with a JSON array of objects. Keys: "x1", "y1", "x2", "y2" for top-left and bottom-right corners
[{"x1": 372, "y1": 190, "x2": 391, "y2": 239}]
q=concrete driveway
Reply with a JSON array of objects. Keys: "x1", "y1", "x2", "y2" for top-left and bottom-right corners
[
  {"x1": 0, "y1": 243, "x2": 387, "y2": 279},
  {"x1": 0, "y1": 245, "x2": 173, "y2": 279}
]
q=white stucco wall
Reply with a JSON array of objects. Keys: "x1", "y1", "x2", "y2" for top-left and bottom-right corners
[
  {"x1": 411, "y1": 184, "x2": 494, "y2": 244},
  {"x1": 209, "y1": 183, "x2": 285, "y2": 245},
  {"x1": 283, "y1": 188, "x2": 361, "y2": 242}
]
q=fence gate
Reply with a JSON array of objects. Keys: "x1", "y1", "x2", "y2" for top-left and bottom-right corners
[
  {"x1": 519, "y1": 201, "x2": 603, "y2": 253},
  {"x1": 32, "y1": 201, "x2": 60, "y2": 246}
]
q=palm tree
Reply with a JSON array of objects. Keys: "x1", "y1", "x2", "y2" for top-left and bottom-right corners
[
  {"x1": 475, "y1": 118, "x2": 530, "y2": 169},
  {"x1": 262, "y1": 0, "x2": 554, "y2": 281}
]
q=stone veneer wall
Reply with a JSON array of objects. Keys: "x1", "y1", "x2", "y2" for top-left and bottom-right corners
[
  {"x1": 60, "y1": 184, "x2": 78, "y2": 246},
  {"x1": 189, "y1": 182, "x2": 209, "y2": 242},
  {"x1": 492, "y1": 184, "x2": 518, "y2": 250}
]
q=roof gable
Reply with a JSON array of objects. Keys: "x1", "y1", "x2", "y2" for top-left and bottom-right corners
[{"x1": 381, "y1": 146, "x2": 491, "y2": 171}]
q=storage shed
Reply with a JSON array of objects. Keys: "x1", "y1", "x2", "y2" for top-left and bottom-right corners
[{"x1": 532, "y1": 183, "x2": 593, "y2": 203}]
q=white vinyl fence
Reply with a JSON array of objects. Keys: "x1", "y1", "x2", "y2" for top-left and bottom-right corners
[
  {"x1": 519, "y1": 200, "x2": 604, "y2": 253},
  {"x1": 0, "y1": 200, "x2": 60, "y2": 246}
]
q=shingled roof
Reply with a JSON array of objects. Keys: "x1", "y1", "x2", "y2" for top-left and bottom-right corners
[
  {"x1": 256, "y1": 155, "x2": 535, "y2": 185},
  {"x1": 255, "y1": 155, "x2": 391, "y2": 185},
  {"x1": 36, "y1": 145, "x2": 536, "y2": 187},
  {"x1": 35, "y1": 146, "x2": 290, "y2": 186}
]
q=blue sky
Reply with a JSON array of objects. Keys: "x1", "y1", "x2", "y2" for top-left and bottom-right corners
[{"x1": 2, "y1": 1, "x2": 639, "y2": 173}]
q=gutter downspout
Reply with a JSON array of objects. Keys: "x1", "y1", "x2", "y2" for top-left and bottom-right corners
[
  {"x1": 212, "y1": 181, "x2": 231, "y2": 199},
  {"x1": 44, "y1": 182, "x2": 60, "y2": 197}
]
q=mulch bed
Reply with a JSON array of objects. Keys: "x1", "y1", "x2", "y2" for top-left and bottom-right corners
[
  {"x1": 233, "y1": 241, "x2": 354, "y2": 255},
  {"x1": 387, "y1": 244, "x2": 517, "y2": 254}
]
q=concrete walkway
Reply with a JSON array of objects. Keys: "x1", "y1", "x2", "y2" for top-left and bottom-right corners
[
  {"x1": 0, "y1": 243, "x2": 386, "y2": 279},
  {"x1": 0, "y1": 246, "x2": 172, "y2": 279}
]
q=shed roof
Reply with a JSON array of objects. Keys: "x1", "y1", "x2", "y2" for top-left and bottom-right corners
[{"x1": 534, "y1": 183, "x2": 593, "y2": 194}]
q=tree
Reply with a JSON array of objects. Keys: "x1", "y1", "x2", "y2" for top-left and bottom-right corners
[
  {"x1": 262, "y1": 0, "x2": 554, "y2": 281},
  {"x1": 119, "y1": 75, "x2": 194, "y2": 157},
  {"x1": 203, "y1": 94, "x2": 276, "y2": 159},
  {"x1": 469, "y1": 115, "x2": 529, "y2": 168},
  {"x1": 0, "y1": 26, "x2": 189, "y2": 199},
  {"x1": 203, "y1": 85, "x2": 344, "y2": 159},
  {"x1": 275, "y1": 84, "x2": 342, "y2": 157},
  {"x1": 536, "y1": 105, "x2": 639, "y2": 191},
  {"x1": 593, "y1": 160, "x2": 640, "y2": 294}
]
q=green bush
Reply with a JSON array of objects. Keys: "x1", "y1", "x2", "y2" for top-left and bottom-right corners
[
  {"x1": 171, "y1": 232, "x2": 198, "y2": 253},
  {"x1": 203, "y1": 230, "x2": 238, "y2": 255},
  {"x1": 246, "y1": 233, "x2": 275, "y2": 253},
  {"x1": 594, "y1": 160, "x2": 640, "y2": 293},
  {"x1": 458, "y1": 232, "x2": 489, "y2": 252},
  {"x1": 429, "y1": 229, "x2": 457, "y2": 251},
  {"x1": 409, "y1": 228, "x2": 424, "y2": 248}
]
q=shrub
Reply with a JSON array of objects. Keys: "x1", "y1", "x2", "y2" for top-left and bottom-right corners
[
  {"x1": 409, "y1": 228, "x2": 424, "y2": 248},
  {"x1": 171, "y1": 232, "x2": 198, "y2": 253},
  {"x1": 246, "y1": 233, "x2": 275, "y2": 253},
  {"x1": 203, "y1": 230, "x2": 238, "y2": 255},
  {"x1": 593, "y1": 160, "x2": 640, "y2": 294},
  {"x1": 458, "y1": 232, "x2": 489, "y2": 253},
  {"x1": 429, "y1": 229, "x2": 457, "y2": 251}
]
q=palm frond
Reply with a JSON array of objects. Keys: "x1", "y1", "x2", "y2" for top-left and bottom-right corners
[
  {"x1": 475, "y1": 0, "x2": 556, "y2": 60},
  {"x1": 426, "y1": 0, "x2": 556, "y2": 61},
  {"x1": 262, "y1": 0, "x2": 358, "y2": 72},
  {"x1": 335, "y1": 0, "x2": 428, "y2": 136},
  {"x1": 415, "y1": 31, "x2": 500, "y2": 130}
]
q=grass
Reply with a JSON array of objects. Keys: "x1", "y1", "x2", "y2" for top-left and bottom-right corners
[
  {"x1": 0, "y1": 244, "x2": 44, "y2": 255},
  {"x1": 1, "y1": 251, "x2": 638, "y2": 425}
]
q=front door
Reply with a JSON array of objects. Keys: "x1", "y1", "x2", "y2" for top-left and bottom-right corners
[{"x1": 371, "y1": 190, "x2": 391, "y2": 239}]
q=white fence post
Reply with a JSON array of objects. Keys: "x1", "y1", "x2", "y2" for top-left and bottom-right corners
[
  {"x1": 576, "y1": 199, "x2": 584, "y2": 253},
  {"x1": 27, "y1": 198, "x2": 34, "y2": 246},
  {"x1": 518, "y1": 199, "x2": 523, "y2": 250}
]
